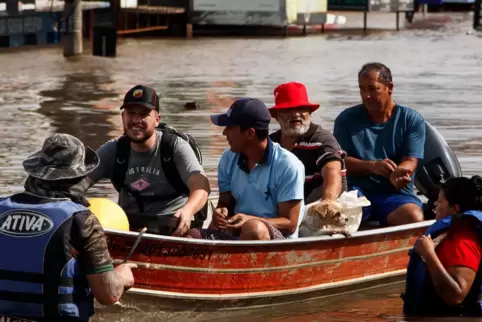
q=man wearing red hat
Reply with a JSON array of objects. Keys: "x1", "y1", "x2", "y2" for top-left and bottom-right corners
[
  {"x1": 269, "y1": 82, "x2": 345, "y2": 204},
  {"x1": 333, "y1": 62, "x2": 425, "y2": 227}
]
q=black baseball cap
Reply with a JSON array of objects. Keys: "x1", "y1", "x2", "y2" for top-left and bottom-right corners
[
  {"x1": 120, "y1": 85, "x2": 160, "y2": 112},
  {"x1": 210, "y1": 98, "x2": 271, "y2": 130}
]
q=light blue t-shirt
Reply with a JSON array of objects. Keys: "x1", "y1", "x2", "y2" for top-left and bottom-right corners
[
  {"x1": 218, "y1": 140, "x2": 305, "y2": 238},
  {"x1": 333, "y1": 104, "x2": 426, "y2": 196}
]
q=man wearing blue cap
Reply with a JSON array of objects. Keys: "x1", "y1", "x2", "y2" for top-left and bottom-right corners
[{"x1": 206, "y1": 98, "x2": 306, "y2": 240}]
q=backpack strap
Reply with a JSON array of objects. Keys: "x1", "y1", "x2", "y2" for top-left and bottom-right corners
[
  {"x1": 160, "y1": 130, "x2": 190, "y2": 196},
  {"x1": 112, "y1": 135, "x2": 130, "y2": 192},
  {"x1": 113, "y1": 135, "x2": 164, "y2": 213}
]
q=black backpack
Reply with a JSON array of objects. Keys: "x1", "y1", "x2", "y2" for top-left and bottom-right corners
[{"x1": 111, "y1": 123, "x2": 203, "y2": 214}]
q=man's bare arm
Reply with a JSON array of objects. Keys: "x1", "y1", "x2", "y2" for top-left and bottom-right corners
[
  {"x1": 207, "y1": 191, "x2": 236, "y2": 229},
  {"x1": 259, "y1": 200, "x2": 302, "y2": 235},
  {"x1": 87, "y1": 271, "x2": 124, "y2": 305},
  {"x1": 344, "y1": 156, "x2": 378, "y2": 176},
  {"x1": 398, "y1": 157, "x2": 419, "y2": 175},
  {"x1": 76, "y1": 213, "x2": 135, "y2": 305},
  {"x1": 183, "y1": 172, "x2": 211, "y2": 215},
  {"x1": 86, "y1": 262, "x2": 136, "y2": 305},
  {"x1": 321, "y1": 160, "x2": 342, "y2": 200},
  {"x1": 216, "y1": 191, "x2": 235, "y2": 216},
  {"x1": 345, "y1": 156, "x2": 419, "y2": 179}
]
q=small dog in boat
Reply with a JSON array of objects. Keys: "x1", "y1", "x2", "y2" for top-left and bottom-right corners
[{"x1": 299, "y1": 200, "x2": 351, "y2": 237}]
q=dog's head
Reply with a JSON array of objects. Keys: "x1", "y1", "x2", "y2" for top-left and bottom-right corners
[{"x1": 307, "y1": 200, "x2": 348, "y2": 228}]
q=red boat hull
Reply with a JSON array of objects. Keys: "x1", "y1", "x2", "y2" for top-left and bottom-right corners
[{"x1": 104, "y1": 220, "x2": 432, "y2": 309}]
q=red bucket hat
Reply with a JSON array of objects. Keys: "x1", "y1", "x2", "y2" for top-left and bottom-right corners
[{"x1": 269, "y1": 82, "x2": 320, "y2": 114}]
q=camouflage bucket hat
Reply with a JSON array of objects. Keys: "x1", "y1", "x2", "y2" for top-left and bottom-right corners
[{"x1": 22, "y1": 133, "x2": 100, "y2": 181}]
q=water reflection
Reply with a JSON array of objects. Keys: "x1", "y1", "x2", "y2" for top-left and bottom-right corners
[
  {"x1": 37, "y1": 72, "x2": 122, "y2": 145},
  {"x1": 91, "y1": 281, "x2": 471, "y2": 322}
]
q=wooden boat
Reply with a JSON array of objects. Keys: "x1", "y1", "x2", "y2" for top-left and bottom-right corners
[
  {"x1": 100, "y1": 120, "x2": 458, "y2": 311},
  {"x1": 103, "y1": 217, "x2": 434, "y2": 311}
]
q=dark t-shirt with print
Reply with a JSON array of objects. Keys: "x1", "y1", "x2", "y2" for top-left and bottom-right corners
[{"x1": 270, "y1": 123, "x2": 344, "y2": 199}]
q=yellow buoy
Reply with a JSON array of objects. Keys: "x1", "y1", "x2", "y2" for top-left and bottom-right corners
[{"x1": 87, "y1": 198, "x2": 130, "y2": 231}]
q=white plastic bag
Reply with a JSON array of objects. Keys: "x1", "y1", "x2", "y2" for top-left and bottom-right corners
[{"x1": 338, "y1": 190, "x2": 371, "y2": 233}]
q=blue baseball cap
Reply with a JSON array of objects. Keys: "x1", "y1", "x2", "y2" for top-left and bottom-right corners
[{"x1": 210, "y1": 98, "x2": 271, "y2": 130}]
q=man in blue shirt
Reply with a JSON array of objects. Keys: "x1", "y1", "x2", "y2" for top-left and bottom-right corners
[
  {"x1": 333, "y1": 62, "x2": 426, "y2": 226},
  {"x1": 206, "y1": 98, "x2": 305, "y2": 240}
]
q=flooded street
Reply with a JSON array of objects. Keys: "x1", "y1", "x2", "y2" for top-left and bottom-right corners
[{"x1": 1, "y1": 12, "x2": 482, "y2": 321}]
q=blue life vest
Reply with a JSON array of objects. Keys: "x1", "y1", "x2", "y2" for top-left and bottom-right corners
[
  {"x1": 0, "y1": 196, "x2": 94, "y2": 321},
  {"x1": 403, "y1": 210, "x2": 482, "y2": 317}
]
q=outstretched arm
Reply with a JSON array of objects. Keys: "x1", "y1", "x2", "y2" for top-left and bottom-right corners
[{"x1": 73, "y1": 212, "x2": 136, "y2": 305}]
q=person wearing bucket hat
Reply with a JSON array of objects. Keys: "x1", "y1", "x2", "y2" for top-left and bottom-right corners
[
  {"x1": 0, "y1": 133, "x2": 136, "y2": 322},
  {"x1": 188, "y1": 98, "x2": 306, "y2": 241},
  {"x1": 269, "y1": 82, "x2": 346, "y2": 204},
  {"x1": 333, "y1": 62, "x2": 426, "y2": 227},
  {"x1": 87, "y1": 85, "x2": 210, "y2": 237}
]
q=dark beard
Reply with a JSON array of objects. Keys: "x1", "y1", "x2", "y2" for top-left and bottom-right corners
[{"x1": 123, "y1": 127, "x2": 155, "y2": 143}]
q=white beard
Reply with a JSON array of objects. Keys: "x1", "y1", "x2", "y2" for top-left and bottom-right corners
[{"x1": 279, "y1": 119, "x2": 310, "y2": 137}]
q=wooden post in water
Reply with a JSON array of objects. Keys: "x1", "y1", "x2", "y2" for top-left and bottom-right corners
[
  {"x1": 475, "y1": 0, "x2": 482, "y2": 30},
  {"x1": 363, "y1": 11, "x2": 368, "y2": 32},
  {"x1": 185, "y1": 9, "x2": 193, "y2": 39},
  {"x1": 396, "y1": 11, "x2": 400, "y2": 31},
  {"x1": 62, "y1": 0, "x2": 83, "y2": 56},
  {"x1": 6, "y1": 0, "x2": 19, "y2": 15},
  {"x1": 186, "y1": 23, "x2": 193, "y2": 39}
]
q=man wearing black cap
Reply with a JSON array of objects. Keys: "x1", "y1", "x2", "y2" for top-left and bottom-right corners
[
  {"x1": 204, "y1": 98, "x2": 306, "y2": 240},
  {"x1": 88, "y1": 85, "x2": 210, "y2": 236}
]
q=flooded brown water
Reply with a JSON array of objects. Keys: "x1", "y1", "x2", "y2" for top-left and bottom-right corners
[{"x1": 1, "y1": 11, "x2": 482, "y2": 322}]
